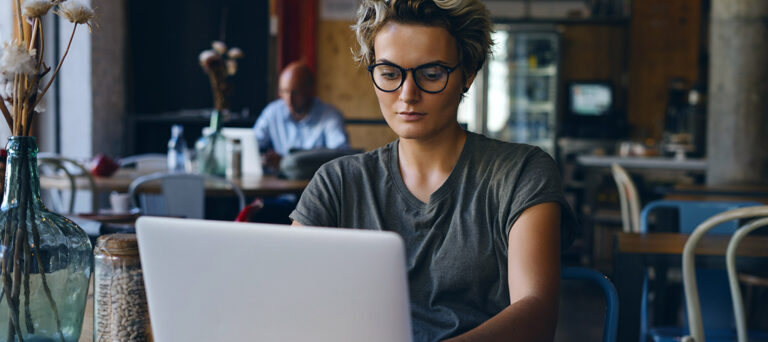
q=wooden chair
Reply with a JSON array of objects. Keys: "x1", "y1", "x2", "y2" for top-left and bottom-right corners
[{"x1": 128, "y1": 172, "x2": 245, "y2": 219}]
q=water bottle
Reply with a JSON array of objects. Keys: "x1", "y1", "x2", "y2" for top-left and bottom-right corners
[{"x1": 167, "y1": 124, "x2": 191, "y2": 172}]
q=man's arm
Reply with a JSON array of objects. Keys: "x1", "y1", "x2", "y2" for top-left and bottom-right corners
[
  {"x1": 445, "y1": 202, "x2": 562, "y2": 342},
  {"x1": 323, "y1": 110, "x2": 350, "y2": 149},
  {"x1": 253, "y1": 107, "x2": 274, "y2": 152}
]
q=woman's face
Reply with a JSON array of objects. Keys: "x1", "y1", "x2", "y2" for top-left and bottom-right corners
[{"x1": 372, "y1": 22, "x2": 474, "y2": 141}]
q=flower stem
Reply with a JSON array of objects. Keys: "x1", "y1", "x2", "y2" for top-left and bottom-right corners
[
  {"x1": 35, "y1": 24, "x2": 78, "y2": 110},
  {"x1": 31, "y1": 218, "x2": 66, "y2": 342},
  {"x1": 36, "y1": 19, "x2": 45, "y2": 71},
  {"x1": 2, "y1": 216, "x2": 22, "y2": 341},
  {"x1": 14, "y1": 74, "x2": 22, "y2": 135},
  {"x1": 14, "y1": 0, "x2": 23, "y2": 42},
  {"x1": 28, "y1": 18, "x2": 39, "y2": 51},
  {"x1": 23, "y1": 231, "x2": 33, "y2": 334}
]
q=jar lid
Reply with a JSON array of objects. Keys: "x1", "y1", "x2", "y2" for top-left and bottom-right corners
[{"x1": 96, "y1": 234, "x2": 139, "y2": 255}]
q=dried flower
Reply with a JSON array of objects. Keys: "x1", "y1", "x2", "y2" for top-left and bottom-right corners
[
  {"x1": 226, "y1": 59, "x2": 237, "y2": 76},
  {"x1": 1, "y1": 81, "x2": 12, "y2": 99},
  {"x1": 0, "y1": 42, "x2": 36, "y2": 77},
  {"x1": 212, "y1": 41, "x2": 227, "y2": 55},
  {"x1": 34, "y1": 95, "x2": 46, "y2": 113},
  {"x1": 57, "y1": 1, "x2": 95, "y2": 28},
  {"x1": 22, "y1": 0, "x2": 55, "y2": 18},
  {"x1": 199, "y1": 49, "x2": 218, "y2": 64},
  {"x1": 199, "y1": 49, "x2": 222, "y2": 73},
  {"x1": 227, "y1": 47, "x2": 244, "y2": 59}
]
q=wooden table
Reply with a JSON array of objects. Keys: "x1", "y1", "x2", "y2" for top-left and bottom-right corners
[
  {"x1": 40, "y1": 169, "x2": 310, "y2": 198},
  {"x1": 576, "y1": 155, "x2": 707, "y2": 171},
  {"x1": 613, "y1": 232, "x2": 768, "y2": 342},
  {"x1": 664, "y1": 184, "x2": 768, "y2": 205}
]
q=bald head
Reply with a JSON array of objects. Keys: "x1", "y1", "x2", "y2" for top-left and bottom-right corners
[{"x1": 278, "y1": 62, "x2": 314, "y2": 119}]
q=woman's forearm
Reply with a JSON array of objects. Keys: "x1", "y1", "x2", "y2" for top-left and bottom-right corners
[{"x1": 443, "y1": 295, "x2": 558, "y2": 342}]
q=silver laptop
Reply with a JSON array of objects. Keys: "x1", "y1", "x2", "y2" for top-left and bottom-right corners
[{"x1": 136, "y1": 216, "x2": 412, "y2": 342}]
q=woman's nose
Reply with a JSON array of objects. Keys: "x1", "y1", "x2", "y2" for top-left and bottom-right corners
[{"x1": 398, "y1": 72, "x2": 421, "y2": 103}]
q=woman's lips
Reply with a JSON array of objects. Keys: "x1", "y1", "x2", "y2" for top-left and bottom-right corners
[{"x1": 397, "y1": 111, "x2": 426, "y2": 121}]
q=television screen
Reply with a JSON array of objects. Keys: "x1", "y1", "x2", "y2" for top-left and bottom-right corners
[{"x1": 570, "y1": 83, "x2": 612, "y2": 116}]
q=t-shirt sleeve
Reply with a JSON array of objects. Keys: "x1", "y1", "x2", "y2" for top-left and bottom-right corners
[
  {"x1": 289, "y1": 163, "x2": 340, "y2": 227},
  {"x1": 503, "y1": 148, "x2": 577, "y2": 251}
]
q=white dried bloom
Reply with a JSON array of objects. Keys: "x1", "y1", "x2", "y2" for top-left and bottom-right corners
[
  {"x1": 34, "y1": 93, "x2": 46, "y2": 113},
  {"x1": 199, "y1": 49, "x2": 217, "y2": 65},
  {"x1": 227, "y1": 47, "x2": 243, "y2": 59},
  {"x1": 23, "y1": 0, "x2": 55, "y2": 18},
  {"x1": 0, "y1": 42, "x2": 36, "y2": 76},
  {"x1": 57, "y1": 1, "x2": 95, "y2": 27},
  {"x1": 0, "y1": 82, "x2": 12, "y2": 101},
  {"x1": 212, "y1": 41, "x2": 227, "y2": 55},
  {"x1": 226, "y1": 60, "x2": 237, "y2": 76}
]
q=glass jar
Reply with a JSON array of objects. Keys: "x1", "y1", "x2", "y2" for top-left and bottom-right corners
[{"x1": 94, "y1": 234, "x2": 151, "y2": 342}]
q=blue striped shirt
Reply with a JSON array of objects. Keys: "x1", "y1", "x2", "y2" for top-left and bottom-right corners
[{"x1": 253, "y1": 98, "x2": 349, "y2": 156}]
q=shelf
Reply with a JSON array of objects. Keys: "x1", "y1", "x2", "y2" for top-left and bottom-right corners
[
  {"x1": 512, "y1": 65, "x2": 557, "y2": 76},
  {"x1": 510, "y1": 101, "x2": 555, "y2": 113}
]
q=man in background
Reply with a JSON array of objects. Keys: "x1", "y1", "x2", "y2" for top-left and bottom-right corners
[{"x1": 253, "y1": 61, "x2": 349, "y2": 171}]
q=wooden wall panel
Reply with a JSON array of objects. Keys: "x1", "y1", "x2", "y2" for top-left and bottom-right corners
[
  {"x1": 347, "y1": 124, "x2": 399, "y2": 152},
  {"x1": 560, "y1": 24, "x2": 627, "y2": 111},
  {"x1": 316, "y1": 20, "x2": 381, "y2": 120},
  {"x1": 628, "y1": 0, "x2": 701, "y2": 141},
  {"x1": 316, "y1": 20, "x2": 392, "y2": 151}
]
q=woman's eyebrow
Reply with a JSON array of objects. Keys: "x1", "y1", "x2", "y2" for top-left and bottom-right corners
[{"x1": 373, "y1": 59, "x2": 454, "y2": 66}]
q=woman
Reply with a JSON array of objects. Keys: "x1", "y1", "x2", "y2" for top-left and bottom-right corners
[{"x1": 290, "y1": 0, "x2": 577, "y2": 341}]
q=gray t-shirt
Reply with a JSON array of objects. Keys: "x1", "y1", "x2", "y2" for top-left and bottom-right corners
[{"x1": 290, "y1": 131, "x2": 577, "y2": 341}]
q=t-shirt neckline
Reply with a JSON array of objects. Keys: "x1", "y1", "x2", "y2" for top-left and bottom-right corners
[{"x1": 389, "y1": 131, "x2": 474, "y2": 209}]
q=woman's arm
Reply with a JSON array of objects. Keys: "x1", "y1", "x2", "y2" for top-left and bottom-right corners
[{"x1": 445, "y1": 202, "x2": 562, "y2": 342}]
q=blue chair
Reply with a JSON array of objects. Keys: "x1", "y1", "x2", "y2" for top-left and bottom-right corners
[
  {"x1": 561, "y1": 267, "x2": 619, "y2": 342},
  {"x1": 639, "y1": 200, "x2": 762, "y2": 342}
]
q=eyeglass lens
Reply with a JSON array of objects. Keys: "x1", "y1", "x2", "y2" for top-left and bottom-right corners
[{"x1": 371, "y1": 64, "x2": 450, "y2": 93}]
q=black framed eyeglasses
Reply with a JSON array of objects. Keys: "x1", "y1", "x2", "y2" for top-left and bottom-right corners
[{"x1": 367, "y1": 62, "x2": 460, "y2": 94}]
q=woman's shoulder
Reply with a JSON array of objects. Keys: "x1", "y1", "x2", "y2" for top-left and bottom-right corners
[
  {"x1": 467, "y1": 132, "x2": 550, "y2": 165},
  {"x1": 316, "y1": 141, "x2": 395, "y2": 177}
]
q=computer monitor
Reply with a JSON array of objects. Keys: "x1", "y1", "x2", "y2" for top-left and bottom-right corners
[
  {"x1": 563, "y1": 81, "x2": 625, "y2": 138},
  {"x1": 568, "y1": 82, "x2": 613, "y2": 117}
]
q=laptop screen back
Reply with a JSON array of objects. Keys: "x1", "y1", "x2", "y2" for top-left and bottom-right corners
[{"x1": 136, "y1": 217, "x2": 412, "y2": 342}]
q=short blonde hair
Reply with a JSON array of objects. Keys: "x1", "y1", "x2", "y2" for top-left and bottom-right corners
[{"x1": 352, "y1": 0, "x2": 493, "y2": 80}]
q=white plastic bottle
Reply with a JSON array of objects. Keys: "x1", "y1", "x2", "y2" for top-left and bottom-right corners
[{"x1": 167, "y1": 124, "x2": 191, "y2": 172}]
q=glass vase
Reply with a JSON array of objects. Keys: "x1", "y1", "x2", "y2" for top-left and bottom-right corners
[
  {"x1": 0, "y1": 137, "x2": 93, "y2": 341},
  {"x1": 195, "y1": 110, "x2": 227, "y2": 176}
]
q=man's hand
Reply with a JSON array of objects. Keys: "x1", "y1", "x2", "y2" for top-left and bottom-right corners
[{"x1": 262, "y1": 150, "x2": 282, "y2": 172}]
